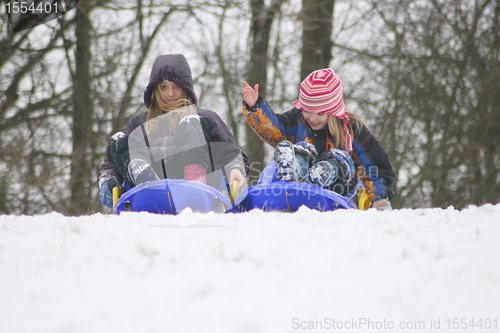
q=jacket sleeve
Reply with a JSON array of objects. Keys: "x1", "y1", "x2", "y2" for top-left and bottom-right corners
[
  {"x1": 243, "y1": 96, "x2": 302, "y2": 148},
  {"x1": 122, "y1": 113, "x2": 146, "y2": 135},
  {"x1": 97, "y1": 114, "x2": 145, "y2": 187},
  {"x1": 351, "y1": 122, "x2": 396, "y2": 201}
]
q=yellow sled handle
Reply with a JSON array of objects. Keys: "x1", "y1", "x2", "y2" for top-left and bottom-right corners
[
  {"x1": 358, "y1": 189, "x2": 370, "y2": 211},
  {"x1": 112, "y1": 187, "x2": 121, "y2": 209},
  {"x1": 229, "y1": 180, "x2": 240, "y2": 205}
]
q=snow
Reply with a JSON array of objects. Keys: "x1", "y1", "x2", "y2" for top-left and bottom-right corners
[{"x1": 1, "y1": 204, "x2": 500, "y2": 333}]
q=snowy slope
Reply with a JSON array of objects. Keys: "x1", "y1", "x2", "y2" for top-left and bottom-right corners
[{"x1": 1, "y1": 205, "x2": 499, "y2": 333}]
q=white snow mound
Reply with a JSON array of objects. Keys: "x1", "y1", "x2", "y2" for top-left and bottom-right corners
[{"x1": 1, "y1": 204, "x2": 499, "y2": 333}]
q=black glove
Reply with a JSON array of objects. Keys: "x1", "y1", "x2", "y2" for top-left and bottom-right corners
[{"x1": 106, "y1": 176, "x2": 125, "y2": 193}]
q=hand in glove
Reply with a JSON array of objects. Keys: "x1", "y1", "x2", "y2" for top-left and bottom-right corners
[
  {"x1": 99, "y1": 181, "x2": 113, "y2": 208},
  {"x1": 98, "y1": 176, "x2": 124, "y2": 208}
]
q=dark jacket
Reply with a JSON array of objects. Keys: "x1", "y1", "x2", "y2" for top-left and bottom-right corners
[
  {"x1": 243, "y1": 98, "x2": 396, "y2": 201},
  {"x1": 98, "y1": 54, "x2": 248, "y2": 187},
  {"x1": 99, "y1": 108, "x2": 248, "y2": 186}
]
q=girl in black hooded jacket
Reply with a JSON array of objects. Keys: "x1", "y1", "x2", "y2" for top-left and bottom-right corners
[{"x1": 98, "y1": 54, "x2": 248, "y2": 208}]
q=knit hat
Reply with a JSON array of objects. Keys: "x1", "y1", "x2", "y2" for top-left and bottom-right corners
[
  {"x1": 143, "y1": 54, "x2": 198, "y2": 108},
  {"x1": 294, "y1": 68, "x2": 352, "y2": 151}
]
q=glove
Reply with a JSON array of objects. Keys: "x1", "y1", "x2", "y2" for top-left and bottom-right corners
[
  {"x1": 98, "y1": 176, "x2": 124, "y2": 209},
  {"x1": 99, "y1": 180, "x2": 113, "y2": 208},
  {"x1": 372, "y1": 198, "x2": 392, "y2": 211}
]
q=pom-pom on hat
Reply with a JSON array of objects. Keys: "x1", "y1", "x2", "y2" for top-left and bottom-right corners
[{"x1": 294, "y1": 68, "x2": 352, "y2": 151}]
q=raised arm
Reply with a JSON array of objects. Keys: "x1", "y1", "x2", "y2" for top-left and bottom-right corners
[{"x1": 243, "y1": 81, "x2": 259, "y2": 108}]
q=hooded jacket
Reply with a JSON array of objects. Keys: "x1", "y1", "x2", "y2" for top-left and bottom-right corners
[
  {"x1": 99, "y1": 54, "x2": 248, "y2": 187},
  {"x1": 143, "y1": 54, "x2": 198, "y2": 107}
]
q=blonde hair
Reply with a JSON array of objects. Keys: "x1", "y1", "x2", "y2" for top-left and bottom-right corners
[
  {"x1": 326, "y1": 112, "x2": 363, "y2": 149},
  {"x1": 300, "y1": 111, "x2": 363, "y2": 149},
  {"x1": 146, "y1": 84, "x2": 194, "y2": 134}
]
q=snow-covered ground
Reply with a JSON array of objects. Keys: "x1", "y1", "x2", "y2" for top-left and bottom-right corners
[{"x1": 1, "y1": 205, "x2": 499, "y2": 333}]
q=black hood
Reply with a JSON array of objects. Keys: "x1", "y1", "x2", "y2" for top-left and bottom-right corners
[{"x1": 143, "y1": 54, "x2": 198, "y2": 108}]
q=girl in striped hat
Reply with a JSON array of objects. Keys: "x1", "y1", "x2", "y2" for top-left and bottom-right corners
[{"x1": 242, "y1": 68, "x2": 395, "y2": 210}]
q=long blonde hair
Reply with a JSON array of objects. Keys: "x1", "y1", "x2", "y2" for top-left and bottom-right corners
[
  {"x1": 326, "y1": 112, "x2": 363, "y2": 149},
  {"x1": 300, "y1": 111, "x2": 363, "y2": 149},
  {"x1": 146, "y1": 84, "x2": 194, "y2": 134}
]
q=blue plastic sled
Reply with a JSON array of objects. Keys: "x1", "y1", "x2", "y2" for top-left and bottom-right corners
[
  {"x1": 113, "y1": 162, "x2": 361, "y2": 214},
  {"x1": 113, "y1": 178, "x2": 234, "y2": 215},
  {"x1": 234, "y1": 161, "x2": 359, "y2": 212}
]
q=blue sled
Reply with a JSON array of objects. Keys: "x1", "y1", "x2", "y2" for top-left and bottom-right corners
[
  {"x1": 114, "y1": 178, "x2": 234, "y2": 215},
  {"x1": 113, "y1": 162, "x2": 361, "y2": 214},
  {"x1": 234, "y1": 161, "x2": 359, "y2": 212}
]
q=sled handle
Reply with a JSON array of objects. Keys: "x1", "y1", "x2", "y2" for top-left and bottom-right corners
[
  {"x1": 357, "y1": 189, "x2": 370, "y2": 211},
  {"x1": 229, "y1": 180, "x2": 240, "y2": 205},
  {"x1": 112, "y1": 187, "x2": 121, "y2": 209}
]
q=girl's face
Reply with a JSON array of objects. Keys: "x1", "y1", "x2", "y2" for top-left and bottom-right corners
[
  {"x1": 159, "y1": 80, "x2": 184, "y2": 101},
  {"x1": 302, "y1": 110, "x2": 329, "y2": 130}
]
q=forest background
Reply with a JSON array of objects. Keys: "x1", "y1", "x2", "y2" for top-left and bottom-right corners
[{"x1": 1, "y1": 0, "x2": 499, "y2": 215}]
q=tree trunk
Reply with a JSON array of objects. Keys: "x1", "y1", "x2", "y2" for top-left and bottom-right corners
[
  {"x1": 69, "y1": 4, "x2": 93, "y2": 215},
  {"x1": 246, "y1": 0, "x2": 285, "y2": 185},
  {"x1": 300, "y1": 0, "x2": 334, "y2": 80}
]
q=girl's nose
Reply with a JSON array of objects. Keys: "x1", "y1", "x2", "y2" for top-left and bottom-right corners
[
  {"x1": 309, "y1": 113, "x2": 320, "y2": 121},
  {"x1": 166, "y1": 87, "x2": 175, "y2": 97}
]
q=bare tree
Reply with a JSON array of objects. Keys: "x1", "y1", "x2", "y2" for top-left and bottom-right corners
[
  {"x1": 0, "y1": 1, "x2": 199, "y2": 214},
  {"x1": 0, "y1": 9, "x2": 75, "y2": 214},
  {"x1": 300, "y1": 0, "x2": 334, "y2": 79},
  {"x1": 341, "y1": 0, "x2": 500, "y2": 208},
  {"x1": 245, "y1": 0, "x2": 288, "y2": 185},
  {"x1": 69, "y1": 2, "x2": 93, "y2": 215}
]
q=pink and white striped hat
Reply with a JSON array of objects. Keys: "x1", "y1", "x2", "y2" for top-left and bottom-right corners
[{"x1": 294, "y1": 68, "x2": 352, "y2": 151}]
